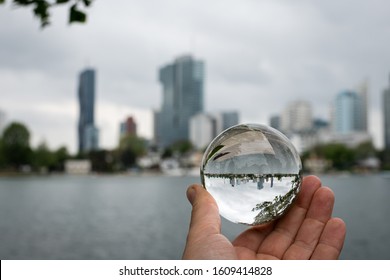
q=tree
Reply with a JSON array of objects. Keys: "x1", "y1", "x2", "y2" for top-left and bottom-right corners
[
  {"x1": 171, "y1": 140, "x2": 193, "y2": 155},
  {"x1": 0, "y1": 137, "x2": 5, "y2": 168},
  {"x1": 88, "y1": 149, "x2": 114, "y2": 173},
  {"x1": 32, "y1": 141, "x2": 55, "y2": 171},
  {"x1": 2, "y1": 122, "x2": 32, "y2": 169},
  {"x1": 322, "y1": 144, "x2": 355, "y2": 170},
  {"x1": 53, "y1": 146, "x2": 69, "y2": 171},
  {"x1": 354, "y1": 141, "x2": 376, "y2": 160},
  {"x1": 117, "y1": 135, "x2": 146, "y2": 169},
  {"x1": 0, "y1": 0, "x2": 94, "y2": 27}
]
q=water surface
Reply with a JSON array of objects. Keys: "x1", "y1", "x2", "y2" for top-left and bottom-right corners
[{"x1": 0, "y1": 174, "x2": 389, "y2": 259}]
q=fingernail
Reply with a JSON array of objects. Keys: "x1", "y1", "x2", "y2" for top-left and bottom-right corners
[{"x1": 187, "y1": 186, "x2": 196, "y2": 205}]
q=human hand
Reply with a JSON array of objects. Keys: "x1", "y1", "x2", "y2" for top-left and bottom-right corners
[{"x1": 182, "y1": 175, "x2": 346, "y2": 259}]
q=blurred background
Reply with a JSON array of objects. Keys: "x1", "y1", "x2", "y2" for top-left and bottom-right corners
[{"x1": 0, "y1": 0, "x2": 390, "y2": 260}]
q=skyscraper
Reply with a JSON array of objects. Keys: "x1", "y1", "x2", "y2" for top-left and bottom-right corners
[
  {"x1": 280, "y1": 100, "x2": 313, "y2": 134},
  {"x1": 78, "y1": 68, "x2": 99, "y2": 153},
  {"x1": 158, "y1": 55, "x2": 204, "y2": 148},
  {"x1": 270, "y1": 115, "x2": 281, "y2": 131},
  {"x1": 120, "y1": 116, "x2": 137, "y2": 139},
  {"x1": 332, "y1": 90, "x2": 367, "y2": 134},
  {"x1": 357, "y1": 80, "x2": 369, "y2": 132},
  {"x1": 221, "y1": 111, "x2": 239, "y2": 131},
  {"x1": 213, "y1": 111, "x2": 240, "y2": 135}
]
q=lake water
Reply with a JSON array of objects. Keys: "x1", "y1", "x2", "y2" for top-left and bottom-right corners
[{"x1": 0, "y1": 173, "x2": 389, "y2": 260}]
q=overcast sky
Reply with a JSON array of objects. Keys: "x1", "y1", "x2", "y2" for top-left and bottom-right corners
[{"x1": 1, "y1": 0, "x2": 390, "y2": 153}]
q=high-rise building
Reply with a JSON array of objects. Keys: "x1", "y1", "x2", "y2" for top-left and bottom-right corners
[
  {"x1": 357, "y1": 80, "x2": 369, "y2": 132},
  {"x1": 221, "y1": 111, "x2": 239, "y2": 131},
  {"x1": 153, "y1": 110, "x2": 162, "y2": 146},
  {"x1": 384, "y1": 77, "x2": 390, "y2": 152},
  {"x1": 280, "y1": 100, "x2": 313, "y2": 134},
  {"x1": 189, "y1": 111, "x2": 239, "y2": 150},
  {"x1": 158, "y1": 55, "x2": 204, "y2": 148},
  {"x1": 83, "y1": 125, "x2": 99, "y2": 152},
  {"x1": 78, "y1": 68, "x2": 99, "y2": 153},
  {"x1": 333, "y1": 90, "x2": 361, "y2": 134},
  {"x1": 270, "y1": 115, "x2": 281, "y2": 131},
  {"x1": 332, "y1": 81, "x2": 369, "y2": 135},
  {"x1": 213, "y1": 111, "x2": 240, "y2": 135},
  {"x1": 120, "y1": 116, "x2": 137, "y2": 139}
]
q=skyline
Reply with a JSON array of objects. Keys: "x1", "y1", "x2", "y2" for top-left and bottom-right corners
[{"x1": 1, "y1": 0, "x2": 390, "y2": 153}]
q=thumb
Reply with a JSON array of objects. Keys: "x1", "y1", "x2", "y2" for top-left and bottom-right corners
[{"x1": 186, "y1": 184, "x2": 221, "y2": 239}]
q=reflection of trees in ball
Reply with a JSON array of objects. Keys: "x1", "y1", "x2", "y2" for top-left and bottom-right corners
[{"x1": 252, "y1": 175, "x2": 301, "y2": 225}]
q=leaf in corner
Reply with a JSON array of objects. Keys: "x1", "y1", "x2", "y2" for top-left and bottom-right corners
[
  {"x1": 82, "y1": 0, "x2": 92, "y2": 7},
  {"x1": 56, "y1": 0, "x2": 70, "y2": 4},
  {"x1": 69, "y1": 4, "x2": 86, "y2": 23},
  {"x1": 33, "y1": 1, "x2": 50, "y2": 27}
]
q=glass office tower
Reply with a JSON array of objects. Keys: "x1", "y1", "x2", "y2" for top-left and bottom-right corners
[
  {"x1": 78, "y1": 68, "x2": 99, "y2": 153},
  {"x1": 158, "y1": 55, "x2": 204, "y2": 148}
]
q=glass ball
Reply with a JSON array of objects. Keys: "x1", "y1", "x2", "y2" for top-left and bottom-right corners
[{"x1": 201, "y1": 124, "x2": 302, "y2": 225}]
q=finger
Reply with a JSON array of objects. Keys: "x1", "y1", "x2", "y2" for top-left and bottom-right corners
[
  {"x1": 251, "y1": 175, "x2": 322, "y2": 259},
  {"x1": 185, "y1": 184, "x2": 221, "y2": 242},
  {"x1": 310, "y1": 218, "x2": 346, "y2": 260},
  {"x1": 283, "y1": 187, "x2": 335, "y2": 259},
  {"x1": 183, "y1": 184, "x2": 239, "y2": 259}
]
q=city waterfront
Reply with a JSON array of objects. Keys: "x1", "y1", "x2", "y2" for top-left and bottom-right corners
[{"x1": 0, "y1": 173, "x2": 389, "y2": 260}]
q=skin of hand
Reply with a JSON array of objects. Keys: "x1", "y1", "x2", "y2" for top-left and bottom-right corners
[{"x1": 182, "y1": 175, "x2": 346, "y2": 260}]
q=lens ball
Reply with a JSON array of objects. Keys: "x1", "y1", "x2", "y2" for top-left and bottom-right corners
[{"x1": 201, "y1": 124, "x2": 302, "y2": 225}]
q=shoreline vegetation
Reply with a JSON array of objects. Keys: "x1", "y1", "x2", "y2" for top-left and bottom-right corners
[
  {"x1": 1, "y1": 168, "x2": 389, "y2": 178},
  {"x1": 1, "y1": 122, "x2": 389, "y2": 177}
]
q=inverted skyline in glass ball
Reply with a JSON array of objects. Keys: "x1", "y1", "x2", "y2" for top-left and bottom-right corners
[{"x1": 201, "y1": 123, "x2": 302, "y2": 225}]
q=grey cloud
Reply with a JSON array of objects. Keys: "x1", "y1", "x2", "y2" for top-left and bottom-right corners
[{"x1": 1, "y1": 0, "x2": 390, "y2": 150}]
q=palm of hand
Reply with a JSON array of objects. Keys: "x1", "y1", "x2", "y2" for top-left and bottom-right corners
[{"x1": 183, "y1": 176, "x2": 346, "y2": 260}]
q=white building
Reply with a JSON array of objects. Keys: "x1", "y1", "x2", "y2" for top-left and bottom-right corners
[
  {"x1": 189, "y1": 113, "x2": 216, "y2": 150},
  {"x1": 189, "y1": 111, "x2": 239, "y2": 150},
  {"x1": 319, "y1": 131, "x2": 372, "y2": 148},
  {"x1": 289, "y1": 130, "x2": 320, "y2": 154},
  {"x1": 65, "y1": 160, "x2": 92, "y2": 174},
  {"x1": 281, "y1": 100, "x2": 312, "y2": 133}
]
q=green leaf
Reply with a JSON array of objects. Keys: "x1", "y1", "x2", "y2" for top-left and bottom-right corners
[
  {"x1": 205, "y1": 144, "x2": 224, "y2": 163},
  {"x1": 82, "y1": 0, "x2": 92, "y2": 7},
  {"x1": 0, "y1": 0, "x2": 5, "y2": 4},
  {"x1": 69, "y1": 4, "x2": 86, "y2": 23},
  {"x1": 33, "y1": 0, "x2": 50, "y2": 27},
  {"x1": 13, "y1": 0, "x2": 35, "y2": 6}
]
